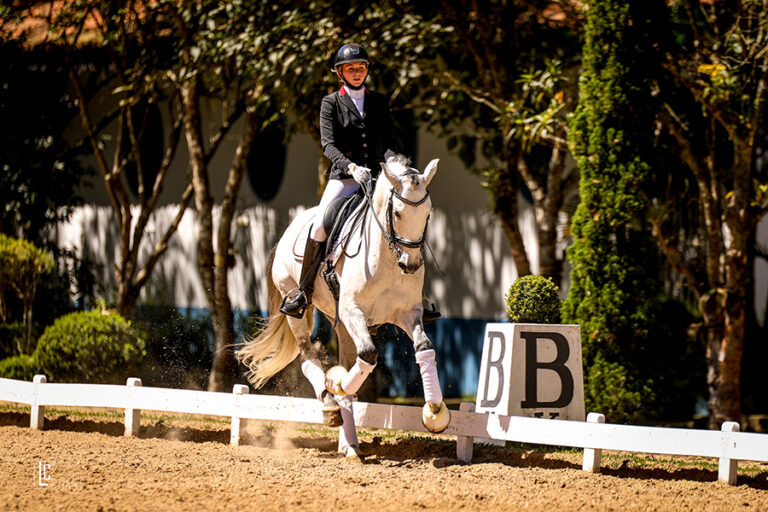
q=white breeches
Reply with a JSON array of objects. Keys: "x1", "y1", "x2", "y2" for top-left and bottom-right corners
[{"x1": 311, "y1": 178, "x2": 360, "y2": 241}]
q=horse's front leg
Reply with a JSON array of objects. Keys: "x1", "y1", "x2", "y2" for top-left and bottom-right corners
[
  {"x1": 326, "y1": 303, "x2": 377, "y2": 397},
  {"x1": 401, "y1": 311, "x2": 451, "y2": 433}
]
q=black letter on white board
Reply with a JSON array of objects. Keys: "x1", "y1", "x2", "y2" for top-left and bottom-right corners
[
  {"x1": 520, "y1": 331, "x2": 573, "y2": 409},
  {"x1": 480, "y1": 331, "x2": 505, "y2": 408}
]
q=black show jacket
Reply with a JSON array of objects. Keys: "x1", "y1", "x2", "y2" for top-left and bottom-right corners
[{"x1": 320, "y1": 86, "x2": 398, "y2": 180}]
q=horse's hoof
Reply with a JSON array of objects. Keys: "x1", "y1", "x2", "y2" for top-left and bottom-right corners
[
  {"x1": 341, "y1": 445, "x2": 364, "y2": 463},
  {"x1": 323, "y1": 409, "x2": 343, "y2": 427},
  {"x1": 325, "y1": 365, "x2": 347, "y2": 396},
  {"x1": 321, "y1": 392, "x2": 343, "y2": 427},
  {"x1": 422, "y1": 401, "x2": 451, "y2": 433}
]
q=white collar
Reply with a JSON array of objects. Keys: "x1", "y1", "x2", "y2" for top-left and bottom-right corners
[{"x1": 341, "y1": 85, "x2": 366, "y2": 99}]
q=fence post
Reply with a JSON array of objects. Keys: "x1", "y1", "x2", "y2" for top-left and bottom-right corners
[
  {"x1": 718, "y1": 421, "x2": 740, "y2": 485},
  {"x1": 582, "y1": 412, "x2": 605, "y2": 473},
  {"x1": 125, "y1": 378, "x2": 142, "y2": 437},
  {"x1": 230, "y1": 384, "x2": 250, "y2": 446},
  {"x1": 456, "y1": 402, "x2": 475, "y2": 463},
  {"x1": 30, "y1": 375, "x2": 46, "y2": 430}
]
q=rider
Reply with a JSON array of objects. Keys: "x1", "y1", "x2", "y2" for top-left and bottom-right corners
[{"x1": 279, "y1": 42, "x2": 440, "y2": 323}]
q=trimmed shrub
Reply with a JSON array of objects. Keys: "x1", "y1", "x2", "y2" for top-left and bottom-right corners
[
  {"x1": 34, "y1": 310, "x2": 145, "y2": 383},
  {"x1": 505, "y1": 275, "x2": 562, "y2": 324},
  {"x1": 0, "y1": 354, "x2": 37, "y2": 380}
]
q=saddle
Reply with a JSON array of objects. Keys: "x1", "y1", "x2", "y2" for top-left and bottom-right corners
[{"x1": 319, "y1": 190, "x2": 368, "y2": 326}]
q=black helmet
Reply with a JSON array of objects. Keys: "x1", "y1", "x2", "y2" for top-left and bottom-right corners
[{"x1": 332, "y1": 43, "x2": 369, "y2": 72}]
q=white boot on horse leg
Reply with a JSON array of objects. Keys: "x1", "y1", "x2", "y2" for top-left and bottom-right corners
[
  {"x1": 324, "y1": 357, "x2": 376, "y2": 396},
  {"x1": 336, "y1": 394, "x2": 363, "y2": 463},
  {"x1": 302, "y1": 359, "x2": 342, "y2": 427},
  {"x1": 416, "y1": 349, "x2": 450, "y2": 433}
]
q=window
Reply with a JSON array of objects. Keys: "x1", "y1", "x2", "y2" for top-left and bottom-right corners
[{"x1": 247, "y1": 120, "x2": 286, "y2": 202}]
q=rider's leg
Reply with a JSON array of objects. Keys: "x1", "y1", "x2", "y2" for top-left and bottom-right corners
[
  {"x1": 280, "y1": 179, "x2": 360, "y2": 318},
  {"x1": 280, "y1": 236, "x2": 326, "y2": 318}
]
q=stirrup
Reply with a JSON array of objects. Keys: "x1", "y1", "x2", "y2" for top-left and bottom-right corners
[
  {"x1": 280, "y1": 289, "x2": 309, "y2": 319},
  {"x1": 422, "y1": 297, "x2": 441, "y2": 325}
]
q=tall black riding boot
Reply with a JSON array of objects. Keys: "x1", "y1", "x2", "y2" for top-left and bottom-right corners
[{"x1": 280, "y1": 238, "x2": 326, "y2": 319}]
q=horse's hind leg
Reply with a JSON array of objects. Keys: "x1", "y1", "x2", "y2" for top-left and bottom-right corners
[
  {"x1": 334, "y1": 322, "x2": 363, "y2": 462},
  {"x1": 285, "y1": 309, "x2": 342, "y2": 427}
]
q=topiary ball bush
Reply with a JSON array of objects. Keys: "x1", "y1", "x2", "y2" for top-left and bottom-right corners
[
  {"x1": 34, "y1": 310, "x2": 145, "y2": 383},
  {"x1": 505, "y1": 275, "x2": 562, "y2": 324},
  {"x1": 0, "y1": 354, "x2": 37, "y2": 380}
]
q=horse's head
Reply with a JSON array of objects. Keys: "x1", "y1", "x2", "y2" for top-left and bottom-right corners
[{"x1": 377, "y1": 156, "x2": 439, "y2": 274}]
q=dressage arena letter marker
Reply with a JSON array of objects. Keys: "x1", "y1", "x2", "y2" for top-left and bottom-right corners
[
  {"x1": 520, "y1": 331, "x2": 574, "y2": 409},
  {"x1": 479, "y1": 331, "x2": 506, "y2": 409},
  {"x1": 476, "y1": 323, "x2": 585, "y2": 421}
]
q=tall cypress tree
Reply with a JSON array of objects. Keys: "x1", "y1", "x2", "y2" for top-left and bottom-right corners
[{"x1": 563, "y1": 0, "x2": 660, "y2": 422}]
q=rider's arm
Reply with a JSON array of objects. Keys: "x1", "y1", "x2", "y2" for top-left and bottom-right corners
[{"x1": 320, "y1": 94, "x2": 354, "y2": 173}]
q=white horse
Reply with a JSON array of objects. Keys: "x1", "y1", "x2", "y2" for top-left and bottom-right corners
[{"x1": 238, "y1": 155, "x2": 450, "y2": 460}]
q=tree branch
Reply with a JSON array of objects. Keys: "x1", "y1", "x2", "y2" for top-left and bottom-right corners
[
  {"x1": 661, "y1": 57, "x2": 742, "y2": 139},
  {"x1": 133, "y1": 182, "x2": 195, "y2": 292}
]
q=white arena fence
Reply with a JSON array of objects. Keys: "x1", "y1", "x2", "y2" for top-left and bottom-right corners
[{"x1": 1, "y1": 376, "x2": 767, "y2": 486}]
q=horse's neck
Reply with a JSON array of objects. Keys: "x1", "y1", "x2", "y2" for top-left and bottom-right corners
[{"x1": 366, "y1": 182, "x2": 395, "y2": 263}]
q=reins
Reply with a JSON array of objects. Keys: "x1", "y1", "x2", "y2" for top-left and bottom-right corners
[{"x1": 360, "y1": 175, "x2": 431, "y2": 259}]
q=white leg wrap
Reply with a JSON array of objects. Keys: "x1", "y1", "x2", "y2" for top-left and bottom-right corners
[
  {"x1": 415, "y1": 349, "x2": 443, "y2": 404},
  {"x1": 336, "y1": 394, "x2": 358, "y2": 451},
  {"x1": 340, "y1": 357, "x2": 376, "y2": 395},
  {"x1": 301, "y1": 359, "x2": 327, "y2": 400}
]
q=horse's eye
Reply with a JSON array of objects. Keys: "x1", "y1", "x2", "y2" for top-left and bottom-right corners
[{"x1": 394, "y1": 211, "x2": 401, "y2": 219}]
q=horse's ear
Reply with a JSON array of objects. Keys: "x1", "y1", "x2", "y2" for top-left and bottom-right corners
[
  {"x1": 422, "y1": 158, "x2": 439, "y2": 186},
  {"x1": 381, "y1": 162, "x2": 399, "y2": 187}
]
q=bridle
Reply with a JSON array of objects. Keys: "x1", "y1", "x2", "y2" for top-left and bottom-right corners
[{"x1": 361, "y1": 171, "x2": 431, "y2": 259}]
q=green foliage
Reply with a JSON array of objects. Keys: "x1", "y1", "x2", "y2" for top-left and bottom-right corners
[
  {"x1": 0, "y1": 234, "x2": 54, "y2": 299},
  {"x1": 34, "y1": 310, "x2": 145, "y2": 383},
  {"x1": 0, "y1": 234, "x2": 54, "y2": 350},
  {"x1": 0, "y1": 40, "x2": 89, "y2": 242},
  {"x1": 505, "y1": 275, "x2": 562, "y2": 324},
  {"x1": 584, "y1": 354, "x2": 654, "y2": 424},
  {"x1": 0, "y1": 354, "x2": 37, "y2": 381},
  {"x1": 131, "y1": 305, "x2": 212, "y2": 389},
  {"x1": 563, "y1": 1, "x2": 661, "y2": 423}
]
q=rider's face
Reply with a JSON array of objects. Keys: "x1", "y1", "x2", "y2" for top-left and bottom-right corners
[{"x1": 341, "y1": 63, "x2": 368, "y2": 88}]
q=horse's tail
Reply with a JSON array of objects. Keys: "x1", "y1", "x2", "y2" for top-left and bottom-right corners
[{"x1": 238, "y1": 246, "x2": 301, "y2": 389}]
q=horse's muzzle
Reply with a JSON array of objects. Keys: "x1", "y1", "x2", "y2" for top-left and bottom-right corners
[{"x1": 398, "y1": 260, "x2": 423, "y2": 274}]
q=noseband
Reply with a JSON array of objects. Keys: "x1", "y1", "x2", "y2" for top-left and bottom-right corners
[
  {"x1": 360, "y1": 173, "x2": 431, "y2": 259},
  {"x1": 385, "y1": 187, "x2": 430, "y2": 255}
]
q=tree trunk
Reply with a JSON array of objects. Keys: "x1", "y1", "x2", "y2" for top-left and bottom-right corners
[
  {"x1": 207, "y1": 113, "x2": 258, "y2": 392},
  {"x1": 707, "y1": 142, "x2": 752, "y2": 428},
  {"x1": 539, "y1": 145, "x2": 566, "y2": 287},
  {"x1": 496, "y1": 149, "x2": 531, "y2": 277},
  {"x1": 181, "y1": 79, "x2": 221, "y2": 389}
]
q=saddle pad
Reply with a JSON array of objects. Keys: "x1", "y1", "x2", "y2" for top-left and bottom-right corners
[{"x1": 325, "y1": 194, "x2": 367, "y2": 266}]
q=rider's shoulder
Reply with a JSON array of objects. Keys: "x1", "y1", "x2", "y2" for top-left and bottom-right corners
[{"x1": 321, "y1": 91, "x2": 339, "y2": 103}]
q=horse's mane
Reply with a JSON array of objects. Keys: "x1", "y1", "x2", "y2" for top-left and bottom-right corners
[{"x1": 386, "y1": 154, "x2": 412, "y2": 169}]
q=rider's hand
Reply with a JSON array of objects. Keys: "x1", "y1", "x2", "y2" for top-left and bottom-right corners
[{"x1": 348, "y1": 163, "x2": 371, "y2": 184}]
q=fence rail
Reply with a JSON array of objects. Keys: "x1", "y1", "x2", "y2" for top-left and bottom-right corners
[{"x1": 1, "y1": 376, "x2": 766, "y2": 486}]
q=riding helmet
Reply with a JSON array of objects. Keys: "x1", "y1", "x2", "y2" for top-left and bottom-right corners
[{"x1": 332, "y1": 43, "x2": 369, "y2": 72}]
